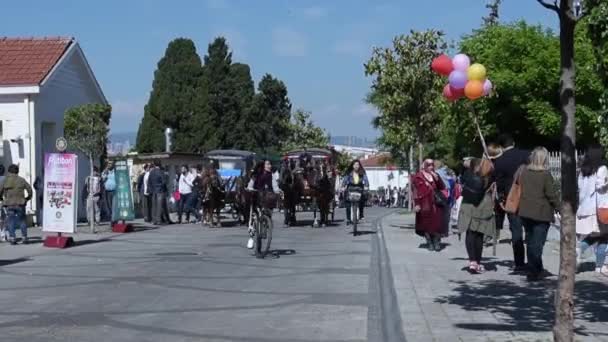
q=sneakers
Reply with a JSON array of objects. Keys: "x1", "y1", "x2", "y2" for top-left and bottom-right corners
[
  {"x1": 9, "y1": 238, "x2": 17, "y2": 246},
  {"x1": 21, "y1": 237, "x2": 28, "y2": 245},
  {"x1": 247, "y1": 238, "x2": 254, "y2": 249},
  {"x1": 595, "y1": 265, "x2": 608, "y2": 276}
]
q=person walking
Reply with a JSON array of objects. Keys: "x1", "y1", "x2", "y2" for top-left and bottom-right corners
[
  {"x1": 101, "y1": 161, "x2": 117, "y2": 222},
  {"x1": 576, "y1": 146, "x2": 608, "y2": 275},
  {"x1": 517, "y1": 147, "x2": 560, "y2": 281},
  {"x1": 435, "y1": 159, "x2": 455, "y2": 237},
  {"x1": 85, "y1": 167, "x2": 102, "y2": 227},
  {"x1": 0, "y1": 164, "x2": 33, "y2": 245},
  {"x1": 138, "y1": 164, "x2": 152, "y2": 222},
  {"x1": 493, "y1": 134, "x2": 530, "y2": 273},
  {"x1": 413, "y1": 158, "x2": 447, "y2": 251},
  {"x1": 341, "y1": 160, "x2": 369, "y2": 225},
  {"x1": 147, "y1": 160, "x2": 166, "y2": 225},
  {"x1": 177, "y1": 165, "x2": 196, "y2": 224},
  {"x1": 458, "y1": 158, "x2": 496, "y2": 273},
  {"x1": 0, "y1": 165, "x2": 6, "y2": 241}
]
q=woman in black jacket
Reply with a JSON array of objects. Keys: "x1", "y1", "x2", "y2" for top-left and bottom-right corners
[{"x1": 457, "y1": 158, "x2": 496, "y2": 273}]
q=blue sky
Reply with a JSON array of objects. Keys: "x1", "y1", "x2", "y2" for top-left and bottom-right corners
[{"x1": 2, "y1": 0, "x2": 557, "y2": 138}]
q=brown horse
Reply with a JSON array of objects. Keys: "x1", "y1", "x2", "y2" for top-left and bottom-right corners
[{"x1": 201, "y1": 169, "x2": 225, "y2": 227}]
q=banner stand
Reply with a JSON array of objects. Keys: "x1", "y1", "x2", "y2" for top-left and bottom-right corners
[
  {"x1": 43, "y1": 232, "x2": 74, "y2": 248},
  {"x1": 112, "y1": 219, "x2": 133, "y2": 233}
]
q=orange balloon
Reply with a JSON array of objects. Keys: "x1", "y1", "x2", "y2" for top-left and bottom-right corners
[{"x1": 464, "y1": 80, "x2": 484, "y2": 100}]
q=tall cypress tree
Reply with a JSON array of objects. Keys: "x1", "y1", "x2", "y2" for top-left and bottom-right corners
[
  {"x1": 136, "y1": 38, "x2": 202, "y2": 153},
  {"x1": 230, "y1": 63, "x2": 255, "y2": 149},
  {"x1": 250, "y1": 74, "x2": 292, "y2": 153}
]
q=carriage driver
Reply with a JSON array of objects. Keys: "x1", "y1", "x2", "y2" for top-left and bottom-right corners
[{"x1": 246, "y1": 159, "x2": 282, "y2": 249}]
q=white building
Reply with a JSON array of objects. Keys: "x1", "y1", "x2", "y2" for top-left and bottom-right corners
[
  {"x1": 331, "y1": 144, "x2": 379, "y2": 160},
  {"x1": 0, "y1": 37, "x2": 107, "y2": 222},
  {"x1": 360, "y1": 153, "x2": 409, "y2": 191}
]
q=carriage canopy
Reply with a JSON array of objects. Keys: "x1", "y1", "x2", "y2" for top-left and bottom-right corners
[
  {"x1": 204, "y1": 150, "x2": 256, "y2": 178},
  {"x1": 283, "y1": 148, "x2": 337, "y2": 166}
]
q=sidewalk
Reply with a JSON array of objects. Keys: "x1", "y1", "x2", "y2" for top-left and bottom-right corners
[{"x1": 382, "y1": 212, "x2": 608, "y2": 342}]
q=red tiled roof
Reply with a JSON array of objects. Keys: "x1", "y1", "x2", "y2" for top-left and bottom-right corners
[
  {"x1": 360, "y1": 153, "x2": 394, "y2": 168},
  {"x1": 0, "y1": 37, "x2": 73, "y2": 86}
]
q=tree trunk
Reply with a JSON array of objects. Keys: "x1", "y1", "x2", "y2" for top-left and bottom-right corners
[
  {"x1": 88, "y1": 155, "x2": 96, "y2": 234},
  {"x1": 418, "y1": 142, "x2": 424, "y2": 170},
  {"x1": 554, "y1": 4, "x2": 577, "y2": 342}
]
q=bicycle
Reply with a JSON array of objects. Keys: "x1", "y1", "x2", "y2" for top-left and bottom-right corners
[
  {"x1": 247, "y1": 189, "x2": 276, "y2": 258},
  {"x1": 346, "y1": 184, "x2": 365, "y2": 236}
]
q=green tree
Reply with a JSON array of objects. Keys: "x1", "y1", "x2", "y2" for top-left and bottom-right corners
[
  {"x1": 230, "y1": 63, "x2": 256, "y2": 150},
  {"x1": 136, "y1": 38, "x2": 203, "y2": 153},
  {"x1": 283, "y1": 109, "x2": 329, "y2": 151},
  {"x1": 198, "y1": 37, "x2": 240, "y2": 150},
  {"x1": 64, "y1": 103, "x2": 111, "y2": 233},
  {"x1": 365, "y1": 30, "x2": 447, "y2": 169},
  {"x1": 587, "y1": 0, "x2": 608, "y2": 153},
  {"x1": 482, "y1": 0, "x2": 502, "y2": 26},
  {"x1": 250, "y1": 74, "x2": 292, "y2": 153}
]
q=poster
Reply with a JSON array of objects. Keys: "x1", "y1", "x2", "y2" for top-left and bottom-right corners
[
  {"x1": 42, "y1": 153, "x2": 78, "y2": 233},
  {"x1": 112, "y1": 160, "x2": 135, "y2": 222}
]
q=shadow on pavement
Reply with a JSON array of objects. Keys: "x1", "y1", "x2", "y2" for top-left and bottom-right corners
[
  {"x1": 72, "y1": 238, "x2": 112, "y2": 248},
  {"x1": 418, "y1": 242, "x2": 451, "y2": 251},
  {"x1": 351, "y1": 230, "x2": 377, "y2": 236},
  {"x1": 435, "y1": 278, "x2": 608, "y2": 335},
  {"x1": 0, "y1": 257, "x2": 30, "y2": 267}
]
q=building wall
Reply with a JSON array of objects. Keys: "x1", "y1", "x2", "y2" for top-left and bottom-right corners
[
  {"x1": 366, "y1": 167, "x2": 409, "y2": 191},
  {"x1": 34, "y1": 45, "x2": 106, "y2": 220},
  {"x1": 0, "y1": 94, "x2": 31, "y2": 180}
]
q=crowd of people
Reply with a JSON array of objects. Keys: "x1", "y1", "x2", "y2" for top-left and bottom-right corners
[{"x1": 412, "y1": 134, "x2": 608, "y2": 281}]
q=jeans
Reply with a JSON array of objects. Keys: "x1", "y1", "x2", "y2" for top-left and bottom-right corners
[
  {"x1": 466, "y1": 230, "x2": 485, "y2": 263},
  {"x1": 142, "y1": 194, "x2": 152, "y2": 222},
  {"x1": 6, "y1": 206, "x2": 27, "y2": 239},
  {"x1": 580, "y1": 235, "x2": 608, "y2": 268},
  {"x1": 178, "y1": 193, "x2": 200, "y2": 222},
  {"x1": 104, "y1": 190, "x2": 115, "y2": 222},
  {"x1": 152, "y1": 193, "x2": 165, "y2": 224},
  {"x1": 345, "y1": 200, "x2": 364, "y2": 221},
  {"x1": 521, "y1": 218, "x2": 550, "y2": 275},
  {"x1": 496, "y1": 206, "x2": 526, "y2": 267},
  {"x1": 86, "y1": 195, "x2": 101, "y2": 223}
]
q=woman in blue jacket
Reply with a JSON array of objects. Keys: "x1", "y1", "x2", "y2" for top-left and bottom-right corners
[{"x1": 342, "y1": 160, "x2": 369, "y2": 225}]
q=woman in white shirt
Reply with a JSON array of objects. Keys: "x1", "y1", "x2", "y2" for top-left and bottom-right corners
[{"x1": 577, "y1": 146, "x2": 608, "y2": 275}]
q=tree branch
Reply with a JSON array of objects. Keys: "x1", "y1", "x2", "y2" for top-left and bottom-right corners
[{"x1": 537, "y1": 0, "x2": 559, "y2": 12}]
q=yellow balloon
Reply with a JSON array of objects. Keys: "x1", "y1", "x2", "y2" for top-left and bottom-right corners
[{"x1": 467, "y1": 63, "x2": 487, "y2": 81}]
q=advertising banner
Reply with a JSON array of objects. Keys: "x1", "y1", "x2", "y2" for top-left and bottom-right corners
[
  {"x1": 112, "y1": 160, "x2": 135, "y2": 222},
  {"x1": 42, "y1": 153, "x2": 78, "y2": 233}
]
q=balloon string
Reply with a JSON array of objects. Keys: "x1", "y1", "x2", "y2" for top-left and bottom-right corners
[{"x1": 470, "y1": 105, "x2": 489, "y2": 159}]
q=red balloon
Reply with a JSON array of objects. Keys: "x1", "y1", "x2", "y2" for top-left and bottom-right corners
[
  {"x1": 432, "y1": 54, "x2": 454, "y2": 76},
  {"x1": 443, "y1": 84, "x2": 462, "y2": 101}
]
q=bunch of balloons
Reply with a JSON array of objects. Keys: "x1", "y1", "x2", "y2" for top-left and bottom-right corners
[{"x1": 431, "y1": 53, "x2": 493, "y2": 101}]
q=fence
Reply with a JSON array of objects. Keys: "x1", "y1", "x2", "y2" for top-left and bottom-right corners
[{"x1": 548, "y1": 150, "x2": 583, "y2": 181}]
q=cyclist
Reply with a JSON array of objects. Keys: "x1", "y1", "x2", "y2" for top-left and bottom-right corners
[
  {"x1": 341, "y1": 160, "x2": 369, "y2": 225},
  {"x1": 246, "y1": 159, "x2": 282, "y2": 249}
]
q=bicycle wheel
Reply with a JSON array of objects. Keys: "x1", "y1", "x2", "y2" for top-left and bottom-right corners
[
  {"x1": 256, "y1": 214, "x2": 273, "y2": 258},
  {"x1": 352, "y1": 202, "x2": 358, "y2": 236}
]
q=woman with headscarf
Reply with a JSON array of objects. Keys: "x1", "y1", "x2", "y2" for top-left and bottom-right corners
[{"x1": 412, "y1": 158, "x2": 447, "y2": 251}]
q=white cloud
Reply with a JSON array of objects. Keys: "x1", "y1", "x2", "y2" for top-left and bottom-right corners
[
  {"x1": 302, "y1": 6, "x2": 328, "y2": 19},
  {"x1": 205, "y1": 0, "x2": 228, "y2": 10},
  {"x1": 333, "y1": 39, "x2": 367, "y2": 57},
  {"x1": 272, "y1": 28, "x2": 308, "y2": 57}
]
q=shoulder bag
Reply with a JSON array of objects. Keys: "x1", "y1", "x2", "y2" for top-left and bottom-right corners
[
  {"x1": 504, "y1": 165, "x2": 525, "y2": 214},
  {"x1": 595, "y1": 171, "x2": 608, "y2": 233}
]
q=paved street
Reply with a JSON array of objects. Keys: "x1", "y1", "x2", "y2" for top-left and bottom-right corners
[{"x1": 1, "y1": 208, "x2": 608, "y2": 341}]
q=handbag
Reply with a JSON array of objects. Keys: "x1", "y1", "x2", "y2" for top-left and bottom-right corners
[
  {"x1": 173, "y1": 191, "x2": 181, "y2": 202},
  {"x1": 423, "y1": 177, "x2": 447, "y2": 207},
  {"x1": 504, "y1": 165, "x2": 525, "y2": 214},
  {"x1": 595, "y1": 174, "x2": 608, "y2": 231}
]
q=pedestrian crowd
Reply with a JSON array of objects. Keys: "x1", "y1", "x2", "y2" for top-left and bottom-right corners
[{"x1": 412, "y1": 133, "x2": 608, "y2": 281}]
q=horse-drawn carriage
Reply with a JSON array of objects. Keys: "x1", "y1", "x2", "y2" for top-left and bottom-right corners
[
  {"x1": 202, "y1": 150, "x2": 256, "y2": 226},
  {"x1": 280, "y1": 148, "x2": 338, "y2": 227}
]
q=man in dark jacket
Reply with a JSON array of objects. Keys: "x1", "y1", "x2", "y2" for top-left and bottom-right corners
[
  {"x1": 147, "y1": 160, "x2": 166, "y2": 225},
  {"x1": 0, "y1": 165, "x2": 33, "y2": 245},
  {"x1": 493, "y1": 134, "x2": 530, "y2": 272}
]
